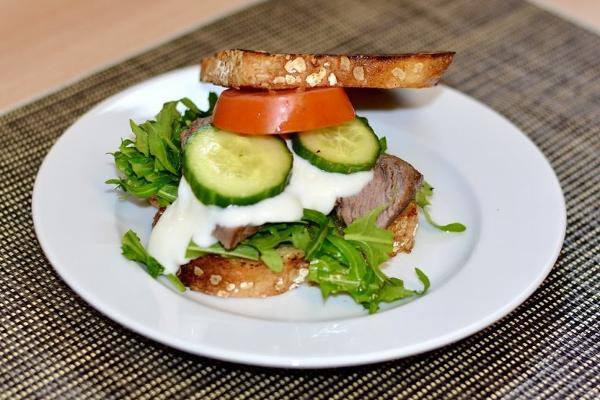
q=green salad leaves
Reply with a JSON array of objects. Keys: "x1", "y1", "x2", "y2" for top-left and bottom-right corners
[
  {"x1": 304, "y1": 208, "x2": 429, "y2": 313},
  {"x1": 107, "y1": 94, "x2": 217, "y2": 206},
  {"x1": 121, "y1": 206, "x2": 430, "y2": 312}
]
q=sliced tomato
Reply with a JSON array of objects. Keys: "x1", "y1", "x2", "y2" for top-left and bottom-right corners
[{"x1": 212, "y1": 87, "x2": 355, "y2": 134}]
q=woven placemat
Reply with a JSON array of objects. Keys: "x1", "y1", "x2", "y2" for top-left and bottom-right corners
[{"x1": 1, "y1": 0, "x2": 598, "y2": 398}]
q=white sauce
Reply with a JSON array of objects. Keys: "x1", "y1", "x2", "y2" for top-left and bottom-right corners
[{"x1": 148, "y1": 155, "x2": 373, "y2": 273}]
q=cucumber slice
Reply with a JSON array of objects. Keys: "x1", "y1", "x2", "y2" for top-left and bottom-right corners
[
  {"x1": 183, "y1": 125, "x2": 292, "y2": 207},
  {"x1": 291, "y1": 117, "x2": 380, "y2": 174}
]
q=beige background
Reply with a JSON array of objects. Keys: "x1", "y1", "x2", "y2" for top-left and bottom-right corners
[
  {"x1": 0, "y1": 0, "x2": 259, "y2": 113},
  {"x1": 0, "y1": 0, "x2": 598, "y2": 113}
]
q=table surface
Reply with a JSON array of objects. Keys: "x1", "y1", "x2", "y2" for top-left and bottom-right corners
[{"x1": 0, "y1": 0, "x2": 598, "y2": 114}]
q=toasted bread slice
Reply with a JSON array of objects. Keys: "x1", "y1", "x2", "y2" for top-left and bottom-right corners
[
  {"x1": 177, "y1": 247, "x2": 308, "y2": 297},
  {"x1": 200, "y1": 49, "x2": 454, "y2": 89}
]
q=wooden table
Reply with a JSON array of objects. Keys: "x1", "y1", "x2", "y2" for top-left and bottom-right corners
[{"x1": 0, "y1": 0, "x2": 598, "y2": 114}]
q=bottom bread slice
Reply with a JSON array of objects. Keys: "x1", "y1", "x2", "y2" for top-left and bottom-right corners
[{"x1": 177, "y1": 247, "x2": 308, "y2": 298}]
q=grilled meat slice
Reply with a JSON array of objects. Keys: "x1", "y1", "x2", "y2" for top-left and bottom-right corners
[{"x1": 335, "y1": 154, "x2": 422, "y2": 228}]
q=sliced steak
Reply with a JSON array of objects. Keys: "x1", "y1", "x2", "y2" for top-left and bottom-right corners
[
  {"x1": 180, "y1": 116, "x2": 213, "y2": 147},
  {"x1": 212, "y1": 225, "x2": 260, "y2": 250},
  {"x1": 335, "y1": 154, "x2": 422, "y2": 228}
]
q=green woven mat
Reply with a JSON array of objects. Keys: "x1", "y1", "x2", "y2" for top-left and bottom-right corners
[{"x1": 1, "y1": 0, "x2": 599, "y2": 398}]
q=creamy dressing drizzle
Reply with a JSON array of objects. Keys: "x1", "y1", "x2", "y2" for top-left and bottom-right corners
[{"x1": 148, "y1": 154, "x2": 373, "y2": 273}]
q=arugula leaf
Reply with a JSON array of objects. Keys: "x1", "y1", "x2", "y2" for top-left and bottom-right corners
[
  {"x1": 130, "y1": 120, "x2": 149, "y2": 156},
  {"x1": 244, "y1": 225, "x2": 295, "y2": 250},
  {"x1": 299, "y1": 207, "x2": 429, "y2": 313},
  {"x1": 378, "y1": 277, "x2": 418, "y2": 302},
  {"x1": 166, "y1": 273, "x2": 186, "y2": 292},
  {"x1": 121, "y1": 230, "x2": 185, "y2": 292},
  {"x1": 414, "y1": 268, "x2": 430, "y2": 294},
  {"x1": 415, "y1": 180, "x2": 433, "y2": 207},
  {"x1": 179, "y1": 97, "x2": 201, "y2": 113},
  {"x1": 121, "y1": 230, "x2": 151, "y2": 262},
  {"x1": 180, "y1": 94, "x2": 217, "y2": 117},
  {"x1": 422, "y1": 209, "x2": 466, "y2": 232},
  {"x1": 186, "y1": 241, "x2": 259, "y2": 260},
  {"x1": 259, "y1": 248, "x2": 284, "y2": 273},
  {"x1": 156, "y1": 184, "x2": 178, "y2": 203},
  {"x1": 301, "y1": 208, "x2": 329, "y2": 226},
  {"x1": 326, "y1": 235, "x2": 367, "y2": 280},
  {"x1": 415, "y1": 181, "x2": 466, "y2": 232},
  {"x1": 242, "y1": 224, "x2": 311, "y2": 272},
  {"x1": 305, "y1": 222, "x2": 329, "y2": 260},
  {"x1": 291, "y1": 228, "x2": 311, "y2": 252},
  {"x1": 378, "y1": 268, "x2": 430, "y2": 302},
  {"x1": 108, "y1": 95, "x2": 216, "y2": 206},
  {"x1": 318, "y1": 239, "x2": 346, "y2": 263},
  {"x1": 154, "y1": 101, "x2": 179, "y2": 141},
  {"x1": 148, "y1": 128, "x2": 177, "y2": 174},
  {"x1": 129, "y1": 156, "x2": 154, "y2": 177},
  {"x1": 344, "y1": 206, "x2": 394, "y2": 268},
  {"x1": 121, "y1": 230, "x2": 164, "y2": 278},
  {"x1": 207, "y1": 92, "x2": 218, "y2": 113},
  {"x1": 308, "y1": 255, "x2": 361, "y2": 298},
  {"x1": 187, "y1": 239, "x2": 286, "y2": 273},
  {"x1": 379, "y1": 136, "x2": 388, "y2": 154}
]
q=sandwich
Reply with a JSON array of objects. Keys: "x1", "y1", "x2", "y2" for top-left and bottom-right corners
[{"x1": 109, "y1": 50, "x2": 465, "y2": 313}]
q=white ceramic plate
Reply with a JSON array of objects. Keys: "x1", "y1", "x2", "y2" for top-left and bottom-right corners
[{"x1": 33, "y1": 66, "x2": 565, "y2": 368}]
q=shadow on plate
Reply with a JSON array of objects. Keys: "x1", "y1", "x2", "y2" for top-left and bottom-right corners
[{"x1": 347, "y1": 86, "x2": 443, "y2": 110}]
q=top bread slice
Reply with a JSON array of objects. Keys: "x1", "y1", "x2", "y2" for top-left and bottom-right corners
[{"x1": 200, "y1": 49, "x2": 454, "y2": 89}]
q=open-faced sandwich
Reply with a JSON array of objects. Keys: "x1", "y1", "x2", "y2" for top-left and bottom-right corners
[{"x1": 109, "y1": 49, "x2": 465, "y2": 313}]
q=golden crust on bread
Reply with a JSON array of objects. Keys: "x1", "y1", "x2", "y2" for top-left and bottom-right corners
[
  {"x1": 177, "y1": 247, "x2": 308, "y2": 298},
  {"x1": 200, "y1": 49, "x2": 454, "y2": 89},
  {"x1": 389, "y1": 201, "x2": 419, "y2": 255}
]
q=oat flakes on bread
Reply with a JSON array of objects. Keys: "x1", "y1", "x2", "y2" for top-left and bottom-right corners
[
  {"x1": 177, "y1": 247, "x2": 308, "y2": 298},
  {"x1": 200, "y1": 49, "x2": 454, "y2": 89}
]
